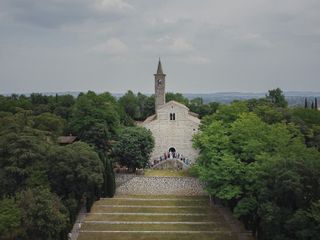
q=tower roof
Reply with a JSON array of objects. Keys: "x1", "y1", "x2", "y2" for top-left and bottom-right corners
[{"x1": 156, "y1": 58, "x2": 164, "y2": 75}]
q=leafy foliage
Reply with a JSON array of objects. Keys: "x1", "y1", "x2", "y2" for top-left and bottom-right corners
[
  {"x1": 114, "y1": 127, "x2": 154, "y2": 172},
  {"x1": 47, "y1": 142, "x2": 104, "y2": 200},
  {"x1": 0, "y1": 197, "x2": 22, "y2": 238},
  {"x1": 193, "y1": 92, "x2": 320, "y2": 239},
  {"x1": 18, "y1": 188, "x2": 69, "y2": 240}
]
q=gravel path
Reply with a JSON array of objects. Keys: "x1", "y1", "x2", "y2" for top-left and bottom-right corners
[{"x1": 116, "y1": 176, "x2": 207, "y2": 196}]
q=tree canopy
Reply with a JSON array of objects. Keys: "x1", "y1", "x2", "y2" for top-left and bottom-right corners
[
  {"x1": 193, "y1": 93, "x2": 320, "y2": 239},
  {"x1": 113, "y1": 127, "x2": 154, "y2": 172}
]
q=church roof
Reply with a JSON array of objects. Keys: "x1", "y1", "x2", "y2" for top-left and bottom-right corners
[
  {"x1": 156, "y1": 59, "x2": 164, "y2": 75},
  {"x1": 158, "y1": 100, "x2": 190, "y2": 111},
  {"x1": 142, "y1": 114, "x2": 157, "y2": 124},
  {"x1": 142, "y1": 101, "x2": 200, "y2": 125},
  {"x1": 57, "y1": 135, "x2": 77, "y2": 144}
]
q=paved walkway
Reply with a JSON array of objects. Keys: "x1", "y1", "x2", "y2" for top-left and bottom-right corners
[{"x1": 70, "y1": 205, "x2": 87, "y2": 240}]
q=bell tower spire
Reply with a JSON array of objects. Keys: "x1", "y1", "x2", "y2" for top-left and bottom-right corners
[{"x1": 154, "y1": 58, "x2": 166, "y2": 111}]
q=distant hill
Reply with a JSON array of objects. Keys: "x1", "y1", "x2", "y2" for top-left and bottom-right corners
[
  {"x1": 183, "y1": 92, "x2": 320, "y2": 106},
  {"x1": 3, "y1": 91, "x2": 320, "y2": 107}
]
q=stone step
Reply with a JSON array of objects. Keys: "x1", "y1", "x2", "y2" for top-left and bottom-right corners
[
  {"x1": 105, "y1": 197, "x2": 208, "y2": 201},
  {"x1": 91, "y1": 205, "x2": 213, "y2": 214},
  {"x1": 96, "y1": 198, "x2": 210, "y2": 207},
  {"x1": 78, "y1": 231, "x2": 238, "y2": 240},
  {"x1": 113, "y1": 194, "x2": 209, "y2": 200},
  {"x1": 88, "y1": 212, "x2": 209, "y2": 216},
  {"x1": 85, "y1": 213, "x2": 223, "y2": 222},
  {"x1": 81, "y1": 222, "x2": 231, "y2": 232},
  {"x1": 78, "y1": 194, "x2": 242, "y2": 240}
]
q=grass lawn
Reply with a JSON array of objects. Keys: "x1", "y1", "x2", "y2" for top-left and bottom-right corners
[
  {"x1": 78, "y1": 232, "x2": 237, "y2": 240},
  {"x1": 81, "y1": 223, "x2": 230, "y2": 231},
  {"x1": 144, "y1": 169, "x2": 189, "y2": 177},
  {"x1": 110, "y1": 195, "x2": 208, "y2": 199},
  {"x1": 85, "y1": 214, "x2": 220, "y2": 222},
  {"x1": 91, "y1": 206, "x2": 210, "y2": 214},
  {"x1": 96, "y1": 199, "x2": 210, "y2": 207},
  {"x1": 78, "y1": 194, "x2": 237, "y2": 240}
]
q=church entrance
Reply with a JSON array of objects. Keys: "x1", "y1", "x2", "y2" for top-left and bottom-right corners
[{"x1": 169, "y1": 147, "x2": 176, "y2": 153}]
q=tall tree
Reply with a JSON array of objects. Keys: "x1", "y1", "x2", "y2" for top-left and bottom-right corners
[
  {"x1": 0, "y1": 197, "x2": 22, "y2": 239},
  {"x1": 18, "y1": 188, "x2": 69, "y2": 240},
  {"x1": 47, "y1": 142, "x2": 104, "y2": 201},
  {"x1": 166, "y1": 92, "x2": 189, "y2": 106},
  {"x1": 266, "y1": 88, "x2": 288, "y2": 107},
  {"x1": 69, "y1": 91, "x2": 120, "y2": 151},
  {"x1": 305, "y1": 98, "x2": 308, "y2": 109},
  {"x1": 113, "y1": 127, "x2": 154, "y2": 172}
]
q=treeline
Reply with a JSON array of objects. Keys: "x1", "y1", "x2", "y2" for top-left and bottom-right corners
[
  {"x1": 117, "y1": 90, "x2": 219, "y2": 124},
  {"x1": 0, "y1": 91, "x2": 155, "y2": 239},
  {"x1": 193, "y1": 88, "x2": 320, "y2": 239}
]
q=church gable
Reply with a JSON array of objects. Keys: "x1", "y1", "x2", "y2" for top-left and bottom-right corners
[{"x1": 158, "y1": 100, "x2": 189, "y2": 111}]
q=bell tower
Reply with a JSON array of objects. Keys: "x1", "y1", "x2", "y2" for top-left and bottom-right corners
[{"x1": 154, "y1": 59, "x2": 166, "y2": 111}]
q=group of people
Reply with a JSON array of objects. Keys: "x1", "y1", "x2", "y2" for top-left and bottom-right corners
[
  {"x1": 151, "y1": 151, "x2": 190, "y2": 166},
  {"x1": 163, "y1": 151, "x2": 181, "y2": 160}
]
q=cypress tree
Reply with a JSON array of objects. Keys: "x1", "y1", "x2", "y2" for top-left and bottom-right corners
[
  {"x1": 305, "y1": 98, "x2": 308, "y2": 108},
  {"x1": 311, "y1": 101, "x2": 314, "y2": 109},
  {"x1": 106, "y1": 159, "x2": 116, "y2": 197},
  {"x1": 315, "y1": 98, "x2": 318, "y2": 110},
  {"x1": 98, "y1": 151, "x2": 115, "y2": 198}
]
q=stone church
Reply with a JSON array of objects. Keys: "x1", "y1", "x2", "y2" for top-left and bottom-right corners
[{"x1": 142, "y1": 60, "x2": 200, "y2": 166}]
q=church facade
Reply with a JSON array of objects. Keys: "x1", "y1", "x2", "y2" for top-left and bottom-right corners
[{"x1": 141, "y1": 60, "x2": 200, "y2": 164}]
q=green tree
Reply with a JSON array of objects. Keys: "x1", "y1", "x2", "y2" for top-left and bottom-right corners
[
  {"x1": 69, "y1": 91, "x2": 120, "y2": 151},
  {"x1": 166, "y1": 92, "x2": 189, "y2": 105},
  {"x1": 266, "y1": 88, "x2": 288, "y2": 107},
  {"x1": 18, "y1": 187, "x2": 69, "y2": 240},
  {"x1": 193, "y1": 108, "x2": 320, "y2": 239},
  {"x1": 47, "y1": 142, "x2": 104, "y2": 201},
  {"x1": 137, "y1": 92, "x2": 155, "y2": 120},
  {"x1": 0, "y1": 197, "x2": 22, "y2": 239},
  {"x1": 113, "y1": 127, "x2": 154, "y2": 172},
  {"x1": 118, "y1": 90, "x2": 140, "y2": 119},
  {"x1": 188, "y1": 97, "x2": 219, "y2": 118},
  {"x1": 33, "y1": 112, "x2": 66, "y2": 136},
  {"x1": 0, "y1": 132, "x2": 48, "y2": 197}
]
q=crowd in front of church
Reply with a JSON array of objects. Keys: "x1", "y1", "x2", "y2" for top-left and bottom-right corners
[{"x1": 151, "y1": 151, "x2": 191, "y2": 167}]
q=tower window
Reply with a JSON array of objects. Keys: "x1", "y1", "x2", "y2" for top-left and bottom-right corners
[{"x1": 170, "y1": 113, "x2": 176, "y2": 120}]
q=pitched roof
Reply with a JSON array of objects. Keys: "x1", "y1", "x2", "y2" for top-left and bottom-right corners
[
  {"x1": 158, "y1": 100, "x2": 190, "y2": 111},
  {"x1": 156, "y1": 59, "x2": 164, "y2": 75},
  {"x1": 57, "y1": 135, "x2": 77, "y2": 144},
  {"x1": 142, "y1": 114, "x2": 157, "y2": 124}
]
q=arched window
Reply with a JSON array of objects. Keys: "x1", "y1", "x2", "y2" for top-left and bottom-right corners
[{"x1": 170, "y1": 113, "x2": 176, "y2": 120}]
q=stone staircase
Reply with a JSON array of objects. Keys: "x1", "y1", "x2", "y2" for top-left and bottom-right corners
[
  {"x1": 77, "y1": 195, "x2": 241, "y2": 240},
  {"x1": 152, "y1": 158, "x2": 190, "y2": 170}
]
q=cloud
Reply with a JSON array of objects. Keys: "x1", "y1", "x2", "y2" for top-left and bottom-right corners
[
  {"x1": 184, "y1": 56, "x2": 210, "y2": 64},
  {"x1": 90, "y1": 38, "x2": 128, "y2": 55},
  {"x1": 143, "y1": 36, "x2": 193, "y2": 54},
  {"x1": 169, "y1": 38, "x2": 193, "y2": 51},
  {"x1": 1, "y1": 0, "x2": 320, "y2": 93},
  {"x1": 96, "y1": 0, "x2": 133, "y2": 10},
  {"x1": 0, "y1": 0, "x2": 133, "y2": 28},
  {"x1": 234, "y1": 33, "x2": 274, "y2": 50}
]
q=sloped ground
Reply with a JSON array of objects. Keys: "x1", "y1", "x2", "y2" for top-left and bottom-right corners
[{"x1": 77, "y1": 175, "x2": 253, "y2": 240}]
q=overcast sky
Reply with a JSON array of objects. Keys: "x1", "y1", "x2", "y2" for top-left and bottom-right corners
[{"x1": 0, "y1": 0, "x2": 320, "y2": 94}]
